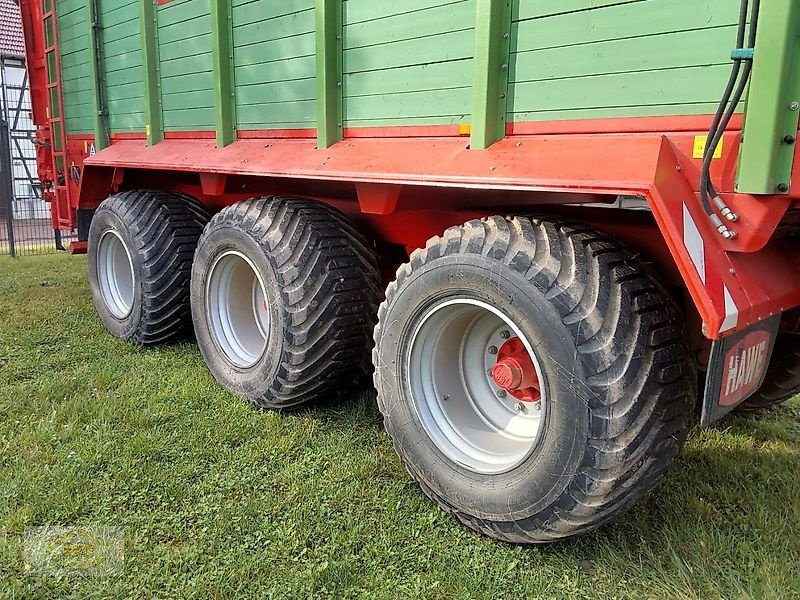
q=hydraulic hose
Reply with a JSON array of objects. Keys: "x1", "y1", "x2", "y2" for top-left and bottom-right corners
[
  {"x1": 699, "y1": 0, "x2": 749, "y2": 218},
  {"x1": 699, "y1": 0, "x2": 760, "y2": 239}
]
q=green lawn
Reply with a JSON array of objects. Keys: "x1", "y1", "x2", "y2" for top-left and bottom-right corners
[{"x1": 1, "y1": 254, "x2": 798, "y2": 599}]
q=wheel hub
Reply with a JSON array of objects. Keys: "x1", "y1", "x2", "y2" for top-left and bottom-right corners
[
  {"x1": 206, "y1": 251, "x2": 270, "y2": 369},
  {"x1": 491, "y1": 338, "x2": 541, "y2": 403},
  {"x1": 97, "y1": 229, "x2": 135, "y2": 319},
  {"x1": 407, "y1": 299, "x2": 547, "y2": 475}
]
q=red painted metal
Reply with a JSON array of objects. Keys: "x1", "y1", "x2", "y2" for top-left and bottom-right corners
[
  {"x1": 18, "y1": 0, "x2": 47, "y2": 125},
  {"x1": 199, "y1": 172, "x2": 227, "y2": 196},
  {"x1": 90, "y1": 115, "x2": 748, "y2": 146},
  {"x1": 79, "y1": 127, "x2": 800, "y2": 339},
  {"x1": 68, "y1": 241, "x2": 88, "y2": 254},
  {"x1": 647, "y1": 139, "x2": 800, "y2": 339},
  {"x1": 18, "y1": 0, "x2": 56, "y2": 223},
  {"x1": 507, "y1": 114, "x2": 745, "y2": 136},
  {"x1": 110, "y1": 132, "x2": 147, "y2": 141},
  {"x1": 28, "y1": 0, "x2": 81, "y2": 231},
  {"x1": 344, "y1": 124, "x2": 471, "y2": 139},
  {"x1": 356, "y1": 183, "x2": 401, "y2": 215},
  {"x1": 492, "y1": 338, "x2": 541, "y2": 403},
  {"x1": 163, "y1": 131, "x2": 216, "y2": 140},
  {"x1": 237, "y1": 129, "x2": 316, "y2": 140}
]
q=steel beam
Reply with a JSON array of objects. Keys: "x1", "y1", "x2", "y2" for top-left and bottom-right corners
[
  {"x1": 315, "y1": 0, "x2": 342, "y2": 149},
  {"x1": 470, "y1": 0, "x2": 513, "y2": 150},
  {"x1": 737, "y1": 0, "x2": 800, "y2": 194},
  {"x1": 86, "y1": 0, "x2": 108, "y2": 150},
  {"x1": 139, "y1": 0, "x2": 163, "y2": 146},
  {"x1": 211, "y1": 0, "x2": 236, "y2": 147}
]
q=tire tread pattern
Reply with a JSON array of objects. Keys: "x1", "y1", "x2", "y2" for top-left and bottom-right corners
[
  {"x1": 740, "y1": 334, "x2": 800, "y2": 410},
  {"x1": 374, "y1": 216, "x2": 696, "y2": 543},
  {"x1": 200, "y1": 197, "x2": 381, "y2": 409},
  {"x1": 96, "y1": 190, "x2": 209, "y2": 345}
]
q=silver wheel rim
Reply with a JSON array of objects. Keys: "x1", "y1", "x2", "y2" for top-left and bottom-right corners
[
  {"x1": 97, "y1": 230, "x2": 135, "y2": 319},
  {"x1": 206, "y1": 251, "x2": 270, "y2": 368},
  {"x1": 407, "y1": 299, "x2": 546, "y2": 475}
]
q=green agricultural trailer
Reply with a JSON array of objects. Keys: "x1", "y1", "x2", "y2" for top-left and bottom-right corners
[{"x1": 17, "y1": 0, "x2": 800, "y2": 543}]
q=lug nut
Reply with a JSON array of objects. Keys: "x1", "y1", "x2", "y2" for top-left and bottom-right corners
[
  {"x1": 514, "y1": 402, "x2": 525, "y2": 413},
  {"x1": 488, "y1": 346, "x2": 498, "y2": 355},
  {"x1": 496, "y1": 389, "x2": 507, "y2": 398},
  {"x1": 500, "y1": 330, "x2": 511, "y2": 339}
]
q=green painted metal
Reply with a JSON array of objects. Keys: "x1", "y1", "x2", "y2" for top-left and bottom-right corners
[
  {"x1": 471, "y1": 0, "x2": 512, "y2": 149},
  {"x1": 737, "y1": 0, "x2": 800, "y2": 195},
  {"x1": 346, "y1": 88, "x2": 472, "y2": 123},
  {"x1": 139, "y1": 0, "x2": 162, "y2": 145},
  {"x1": 507, "y1": 0, "x2": 743, "y2": 125},
  {"x1": 53, "y1": 0, "x2": 787, "y2": 147},
  {"x1": 156, "y1": 0, "x2": 215, "y2": 132},
  {"x1": 511, "y1": 65, "x2": 735, "y2": 116},
  {"x1": 55, "y1": 0, "x2": 93, "y2": 134},
  {"x1": 211, "y1": 0, "x2": 236, "y2": 146},
  {"x1": 345, "y1": 0, "x2": 462, "y2": 24},
  {"x1": 341, "y1": 0, "x2": 475, "y2": 129},
  {"x1": 233, "y1": 1, "x2": 316, "y2": 131},
  {"x1": 315, "y1": 0, "x2": 342, "y2": 148},
  {"x1": 85, "y1": 0, "x2": 106, "y2": 150}
]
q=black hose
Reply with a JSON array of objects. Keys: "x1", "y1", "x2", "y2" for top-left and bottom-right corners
[
  {"x1": 705, "y1": 0, "x2": 760, "y2": 204},
  {"x1": 700, "y1": 0, "x2": 753, "y2": 218},
  {"x1": 700, "y1": 0, "x2": 750, "y2": 213},
  {"x1": 704, "y1": 0, "x2": 749, "y2": 157},
  {"x1": 704, "y1": 61, "x2": 753, "y2": 201}
]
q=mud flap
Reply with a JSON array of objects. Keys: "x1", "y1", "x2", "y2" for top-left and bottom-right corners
[{"x1": 701, "y1": 315, "x2": 781, "y2": 426}]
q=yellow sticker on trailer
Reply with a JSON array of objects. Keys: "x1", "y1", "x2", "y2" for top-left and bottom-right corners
[{"x1": 693, "y1": 135, "x2": 724, "y2": 160}]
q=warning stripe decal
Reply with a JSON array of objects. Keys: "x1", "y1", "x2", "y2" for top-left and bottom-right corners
[
  {"x1": 681, "y1": 202, "x2": 739, "y2": 334},
  {"x1": 682, "y1": 203, "x2": 706, "y2": 284}
]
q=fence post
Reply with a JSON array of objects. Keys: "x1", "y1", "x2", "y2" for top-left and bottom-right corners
[{"x1": 0, "y1": 115, "x2": 16, "y2": 258}]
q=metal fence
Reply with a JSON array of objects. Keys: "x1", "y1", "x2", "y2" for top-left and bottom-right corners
[{"x1": 0, "y1": 55, "x2": 70, "y2": 257}]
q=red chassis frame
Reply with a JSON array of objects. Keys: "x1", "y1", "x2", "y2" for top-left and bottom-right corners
[{"x1": 75, "y1": 117, "x2": 800, "y2": 342}]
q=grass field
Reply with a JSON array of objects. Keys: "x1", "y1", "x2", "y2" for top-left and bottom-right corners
[{"x1": 1, "y1": 254, "x2": 799, "y2": 599}]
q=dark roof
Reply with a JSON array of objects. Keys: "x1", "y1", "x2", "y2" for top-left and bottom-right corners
[{"x1": 0, "y1": 0, "x2": 26, "y2": 58}]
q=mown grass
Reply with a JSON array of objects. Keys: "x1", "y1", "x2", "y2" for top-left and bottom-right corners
[{"x1": 0, "y1": 254, "x2": 798, "y2": 599}]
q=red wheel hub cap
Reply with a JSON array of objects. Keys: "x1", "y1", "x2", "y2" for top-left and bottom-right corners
[{"x1": 491, "y1": 337, "x2": 541, "y2": 403}]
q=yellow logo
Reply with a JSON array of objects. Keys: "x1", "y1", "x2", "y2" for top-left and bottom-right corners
[{"x1": 47, "y1": 529, "x2": 109, "y2": 571}]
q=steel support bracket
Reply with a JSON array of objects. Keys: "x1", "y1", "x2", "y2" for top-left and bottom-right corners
[{"x1": 737, "y1": 0, "x2": 800, "y2": 194}]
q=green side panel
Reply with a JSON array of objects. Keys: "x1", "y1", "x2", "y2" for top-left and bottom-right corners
[
  {"x1": 56, "y1": 0, "x2": 93, "y2": 134},
  {"x1": 341, "y1": 0, "x2": 475, "y2": 128},
  {"x1": 507, "y1": 0, "x2": 745, "y2": 123},
  {"x1": 156, "y1": 0, "x2": 215, "y2": 131},
  {"x1": 100, "y1": 0, "x2": 145, "y2": 133},
  {"x1": 231, "y1": 0, "x2": 316, "y2": 130}
]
